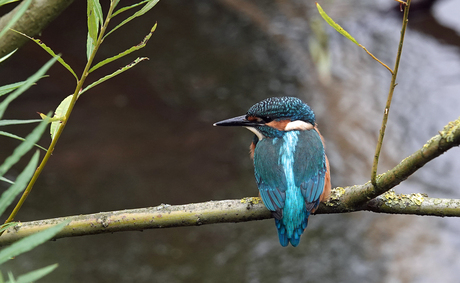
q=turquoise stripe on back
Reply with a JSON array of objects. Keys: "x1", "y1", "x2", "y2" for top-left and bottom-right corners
[{"x1": 279, "y1": 131, "x2": 307, "y2": 241}]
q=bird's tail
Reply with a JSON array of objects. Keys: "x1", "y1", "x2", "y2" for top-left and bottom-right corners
[{"x1": 275, "y1": 213, "x2": 309, "y2": 247}]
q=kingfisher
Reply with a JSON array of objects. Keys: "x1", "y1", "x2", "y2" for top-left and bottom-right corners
[{"x1": 214, "y1": 97, "x2": 331, "y2": 247}]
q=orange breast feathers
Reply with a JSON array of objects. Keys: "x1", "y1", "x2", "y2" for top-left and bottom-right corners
[
  {"x1": 249, "y1": 141, "x2": 256, "y2": 160},
  {"x1": 315, "y1": 126, "x2": 331, "y2": 203}
]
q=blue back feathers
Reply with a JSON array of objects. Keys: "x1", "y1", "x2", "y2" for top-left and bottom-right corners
[{"x1": 254, "y1": 130, "x2": 326, "y2": 247}]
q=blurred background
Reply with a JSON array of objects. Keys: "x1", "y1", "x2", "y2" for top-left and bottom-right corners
[{"x1": 1, "y1": 0, "x2": 460, "y2": 282}]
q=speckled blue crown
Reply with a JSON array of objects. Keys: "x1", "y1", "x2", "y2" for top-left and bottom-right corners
[{"x1": 246, "y1": 97, "x2": 315, "y2": 124}]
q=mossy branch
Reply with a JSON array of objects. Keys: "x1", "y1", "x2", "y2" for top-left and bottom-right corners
[
  {"x1": 1, "y1": 117, "x2": 459, "y2": 246},
  {"x1": 0, "y1": 199, "x2": 271, "y2": 247}
]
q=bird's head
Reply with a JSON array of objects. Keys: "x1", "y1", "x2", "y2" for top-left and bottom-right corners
[{"x1": 214, "y1": 97, "x2": 316, "y2": 139}]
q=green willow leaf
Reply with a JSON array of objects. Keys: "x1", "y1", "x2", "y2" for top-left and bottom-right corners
[
  {"x1": 87, "y1": 0, "x2": 102, "y2": 60},
  {"x1": 81, "y1": 57, "x2": 148, "y2": 95},
  {"x1": 50, "y1": 95, "x2": 73, "y2": 140},
  {"x1": 0, "y1": 222, "x2": 17, "y2": 234},
  {"x1": 0, "y1": 0, "x2": 31, "y2": 40},
  {"x1": 89, "y1": 23, "x2": 157, "y2": 73},
  {"x1": 0, "y1": 119, "x2": 42, "y2": 126},
  {"x1": 8, "y1": 264, "x2": 58, "y2": 283},
  {"x1": 0, "y1": 177, "x2": 14, "y2": 185},
  {"x1": 5, "y1": 273, "x2": 13, "y2": 283},
  {"x1": 103, "y1": 0, "x2": 159, "y2": 39},
  {"x1": 0, "y1": 57, "x2": 57, "y2": 120},
  {"x1": 111, "y1": 0, "x2": 149, "y2": 18},
  {"x1": 0, "y1": 151, "x2": 39, "y2": 217},
  {"x1": 12, "y1": 30, "x2": 78, "y2": 81},
  {"x1": 0, "y1": 117, "x2": 49, "y2": 178},
  {"x1": 0, "y1": 81, "x2": 25, "y2": 97},
  {"x1": 0, "y1": 49, "x2": 17, "y2": 64},
  {"x1": 0, "y1": 131, "x2": 47, "y2": 151},
  {"x1": 0, "y1": 220, "x2": 70, "y2": 265},
  {"x1": 0, "y1": 0, "x2": 20, "y2": 6},
  {"x1": 316, "y1": 3, "x2": 359, "y2": 46},
  {"x1": 92, "y1": 0, "x2": 103, "y2": 26}
]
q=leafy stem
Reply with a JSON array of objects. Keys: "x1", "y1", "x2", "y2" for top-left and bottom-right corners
[
  {"x1": 316, "y1": 2, "x2": 393, "y2": 74},
  {"x1": 4, "y1": 0, "x2": 119, "y2": 224}
]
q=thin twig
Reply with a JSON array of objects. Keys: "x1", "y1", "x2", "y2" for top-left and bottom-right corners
[
  {"x1": 394, "y1": 0, "x2": 407, "y2": 5},
  {"x1": 371, "y1": 0, "x2": 411, "y2": 187},
  {"x1": 359, "y1": 44, "x2": 393, "y2": 74}
]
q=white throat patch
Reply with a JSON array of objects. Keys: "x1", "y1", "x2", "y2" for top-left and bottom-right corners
[
  {"x1": 284, "y1": 120, "x2": 314, "y2": 131},
  {"x1": 245, "y1": 126, "x2": 264, "y2": 140}
]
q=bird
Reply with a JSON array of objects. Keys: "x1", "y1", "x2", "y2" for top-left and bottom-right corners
[{"x1": 214, "y1": 97, "x2": 331, "y2": 247}]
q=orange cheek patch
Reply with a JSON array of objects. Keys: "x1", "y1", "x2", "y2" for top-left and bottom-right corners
[{"x1": 266, "y1": 119, "x2": 291, "y2": 131}]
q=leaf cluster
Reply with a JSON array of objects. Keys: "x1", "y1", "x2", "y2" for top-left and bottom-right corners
[{"x1": 0, "y1": 0, "x2": 159, "y2": 281}]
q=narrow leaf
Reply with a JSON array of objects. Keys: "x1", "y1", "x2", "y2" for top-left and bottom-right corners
[
  {"x1": 87, "y1": 0, "x2": 101, "y2": 60},
  {"x1": 0, "y1": 131, "x2": 47, "y2": 151},
  {"x1": 316, "y1": 3, "x2": 359, "y2": 45},
  {"x1": 0, "y1": 57, "x2": 58, "y2": 120},
  {"x1": 81, "y1": 57, "x2": 148, "y2": 95},
  {"x1": 111, "y1": 0, "x2": 149, "y2": 18},
  {"x1": 9, "y1": 264, "x2": 58, "y2": 283},
  {"x1": 0, "y1": 0, "x2": 21, "y2": 6},
  {"x1": 104, "y1": 0, "x2": 159, "y2": 39},
  {"x1": 92, "y1": 0, "x2": 103, "y2": 26},
  {"x1": 0, "y1": 81, "x2": 26, "y2": 97},
  {"x1": 0, "y1": 177, "x2": 14, "y2": 185},
  {"x1": 50, "y1": 95, "x2": 73, "y2": 140},
  {"x1": 0, "y1": 222, "x2": 17, "y2": 233},
  {"x1": 5, "y1": 274, "x2": 13, "y2": 283},
  {"x1": 0, "y1": 0, "x2": 32, "y2": 40},
  {"x1": 0, "y1": 49, "x2": 17, "y2": 64},
  {"x1": 12, "y1": 30, "x2": 78, "y2": 81},
  {"x1": 0, "y1": 117, "x2": 49, "y2": 178},
  {"x1": 0, "y1": 151, "x2": 39, "y2": 217},
  {"x1": 89, "y1": 23, "x2": 156, "y2": 73},
  {"x1": 0, "y1": 220, "x2": 70, "y2": 265},
  {"x1": 0, "y1": 119, "x2": 42, "y2": 127}
]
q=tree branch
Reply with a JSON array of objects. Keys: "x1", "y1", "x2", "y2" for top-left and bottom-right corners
[
  {"x1": 0, "y1": 117, "x2": 459, "y2": 246},
  {"x1": 0, "y1": 0, "x2": 74, "y2": 58},
  {"x1": 0, "y1": 198, "x2": 271, "y2": 247}
]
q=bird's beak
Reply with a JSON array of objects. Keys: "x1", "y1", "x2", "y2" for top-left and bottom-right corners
[{"x1": 213, "y1": 115, "x2": 260, "y2": 127}]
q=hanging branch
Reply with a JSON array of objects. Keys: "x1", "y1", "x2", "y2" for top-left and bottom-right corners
[{"x1": 3, "y1": 0, "x2": 158, "y2": 225}]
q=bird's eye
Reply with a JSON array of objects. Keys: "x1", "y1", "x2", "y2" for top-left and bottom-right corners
[
  {"x1": 262, "y1": 116, "x2": 272, "y2": 123},
  {"x1": 247, "y1": 116, "x2": 270, "y2": 124}
]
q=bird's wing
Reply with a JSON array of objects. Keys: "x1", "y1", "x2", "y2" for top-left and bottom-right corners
[
  {"x1": 253, "y1": 138, "x2": 287, "y2": 219},
  {"x1": 294, "y1": 130, "x2": 327, "y2": 209}
]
